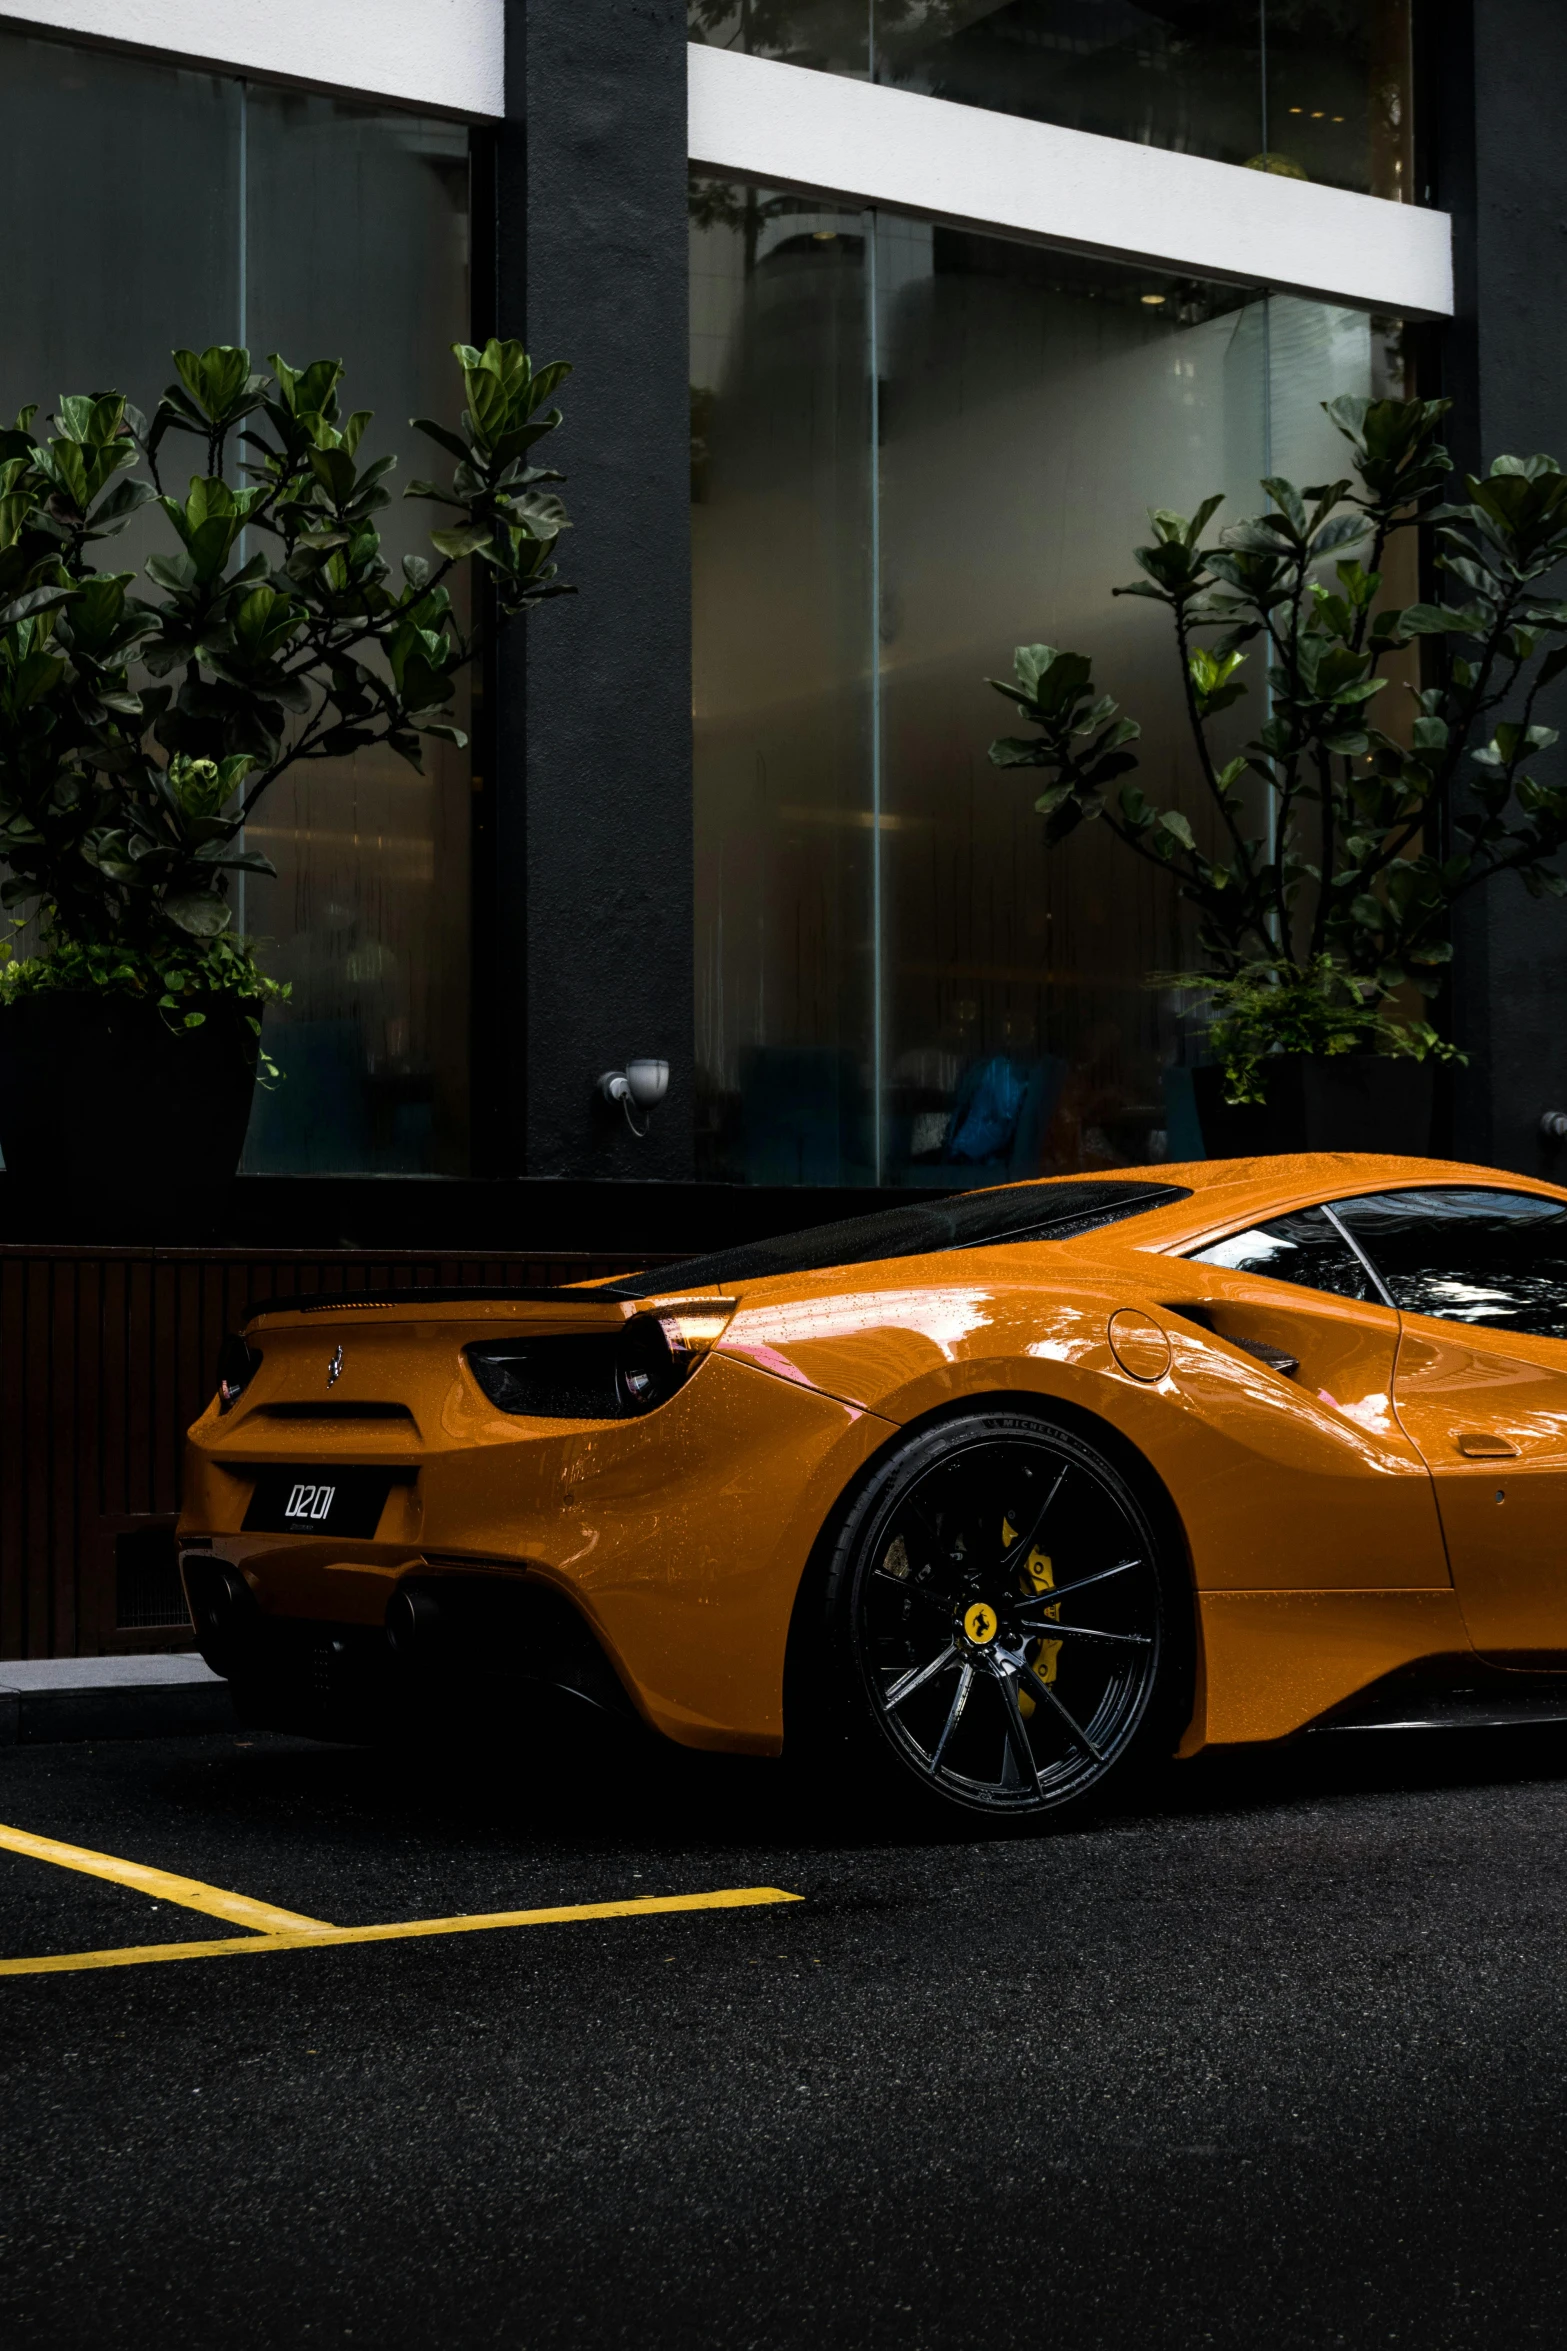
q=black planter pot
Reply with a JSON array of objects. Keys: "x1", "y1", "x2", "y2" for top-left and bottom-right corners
[
  {"x1": 1192, "y1": 1054, "x2": 1436, "y2": 1159},
  {"x1": 0, "y1": 990, "x2": 259, "y2": 1187}
]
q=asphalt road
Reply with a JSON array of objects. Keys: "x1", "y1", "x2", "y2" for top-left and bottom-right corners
[{"x1": 3, "y1": 1717, "x2": 1567, "y2": 2349}]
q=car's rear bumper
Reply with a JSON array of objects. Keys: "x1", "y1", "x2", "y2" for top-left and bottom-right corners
[
  {"x1": 180, "y1": 1353, "x2": 897, "y2": 1753},
  {"x1": 182, "y1": 1554, "x2": 637, "y2": 1744}
]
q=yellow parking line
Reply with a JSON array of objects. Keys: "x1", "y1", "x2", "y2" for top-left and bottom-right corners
[
  {"x1": 0, "y1": 1821, "x2": 330, "y2": 1934},
  {"x1": 0, "y1": 1886, "x2": 802, "y2": 1978}
]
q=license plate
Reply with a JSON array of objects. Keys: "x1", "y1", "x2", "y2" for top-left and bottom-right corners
[{"x1": 242, "y1": 1468, "x2": 395, "y2": 1539}]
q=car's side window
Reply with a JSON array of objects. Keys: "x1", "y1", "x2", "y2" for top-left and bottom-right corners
[
  {"x1": 1187, "y1": 1205, "x2": 1373, "y2": 1303},
  {"x1": 1330, "y1": 1186, "x2": 1567, "y2": 1339}
]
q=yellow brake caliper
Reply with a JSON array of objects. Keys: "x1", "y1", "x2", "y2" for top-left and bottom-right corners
[{"x1": 1003, "y1": 1515, "x2": 1061, "y2": 1719}]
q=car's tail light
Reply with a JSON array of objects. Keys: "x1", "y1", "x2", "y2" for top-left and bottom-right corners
[
  {"x1": 619, "y1": 1302, "x2": 737, "y2": 1413},
  {"x1": 467, "y1": 1302, "x2": 735, "y2": 1421}
]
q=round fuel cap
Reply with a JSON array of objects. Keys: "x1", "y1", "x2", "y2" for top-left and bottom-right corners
[{"x1": 1107, "y1": 1309, "x2": 1171, "y2": 1382}]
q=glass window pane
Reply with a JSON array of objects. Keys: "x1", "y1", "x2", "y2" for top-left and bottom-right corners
[
  {"x1": 1332, "y1": 1189, "x2": 1567, "y2": 1338},
  {"x1": 238, "y1": 91, "x2": 472, "y2": 1175},
  {"x1": 1264, "y1": 292, "x2": 1422, "y2": 719},
  {"x1": 875, "y1": 230, "x2": 1267, "y2": 1184},
  {"x1": 1190, "y1": 1207, "x2": 1372, "y2": 1301},
  {"x1": 688, "y1": 1, "x2": 870, "y2": 74},
  {"x1": 691, "y1": 180, "x2": 877, "y2": 1184},
  {"x1": 1266, "y1": 296, "x2": 1409, "y2": 479},
  {"x1": 876, "y1": 2, "x2": 1264, "y2": 169},
  {"x1": 688, "y1": 4, "x2": 1418, "y2": 202},
  {"x1": 690, "y1": 178, "x2": 1411, "y2": 1189},
  {"x1": 0, "y1": 32, "x2": 241, "y2": 644},
  {"x1": 0, "y1": 37, "x2": 471, "y2": 1179},
  {"x1": 1264, "y1": 0, "x2": 1414, "y2": 199},
  {"x1": 0, "y1": 30, "x2": 244, "y2": 1122},
  {"x1": 0, "y1": 31, "x2": 241, "y2": 420}
]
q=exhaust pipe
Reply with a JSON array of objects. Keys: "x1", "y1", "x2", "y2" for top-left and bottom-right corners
[
  {"x1": 184, "y1": 1560, "x2": 259, "y2": 1674},
  {"x1": 385, "y1": 1583, "x2": 444, "y2": 1656}
]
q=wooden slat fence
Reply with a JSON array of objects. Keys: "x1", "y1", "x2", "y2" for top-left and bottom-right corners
[{"x1": 0, "y1": 1245, "x2": 663, "y2": 1660}]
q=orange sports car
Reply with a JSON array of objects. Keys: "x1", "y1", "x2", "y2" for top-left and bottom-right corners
[{"x1": 179, "y1": 1154, "x2": 1567, "y2": 1823}]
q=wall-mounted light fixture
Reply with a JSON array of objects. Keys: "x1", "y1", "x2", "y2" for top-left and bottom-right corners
[{"x1": 598, "y1": 1057, "x2": 669, "y2": 1138}]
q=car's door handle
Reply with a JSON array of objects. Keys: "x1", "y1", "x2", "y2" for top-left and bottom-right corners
[{"x1": 1457, "y1": 1432, "x2": 1519, "y2": 1458}]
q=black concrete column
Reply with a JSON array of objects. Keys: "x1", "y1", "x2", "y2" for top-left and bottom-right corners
[
  {"x1": 1434, "y1": 0, "x2": 1567, "y2": 1171},
  {"x1": 478, "y1": 0, "x2": 693, "y2": 1181}
]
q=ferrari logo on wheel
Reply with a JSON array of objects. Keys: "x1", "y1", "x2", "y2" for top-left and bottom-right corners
[{"x1": 963, "y1": 1601, "x2": 998, "y2": 1646}]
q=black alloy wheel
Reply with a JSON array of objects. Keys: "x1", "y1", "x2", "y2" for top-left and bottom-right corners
[{"x1": 820, "y1": 1412, "x2": 1184, "y2": 1823}]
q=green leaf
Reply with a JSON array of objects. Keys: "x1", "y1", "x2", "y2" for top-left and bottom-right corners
[
  {"x1": 410, "y1": 416, "x2": 472, "y2": 464},
  {"x1": 162, "y1": 892, "x2": 233, "y2": 938},
  {"x1": 1396, "y1": 602, "x2": 1479, "y2": 636},
  {"x1": 307, "y1": 445, "x2": 358, "y2": 505},
  {"x1": 1309, "y1": 512, "x2": 1370, "y2": 558},
  {"x1": 0, "y1": 583, "x2": 74, "y2": 628},
  {"x1": 1012, "y1": 644, "x2": 1060, "y2": 696},
  {"x1": 429, "y1": 523, "x2": 493, "y2": 560},
  {"x1": 173, "y1": 344, "x2": 254, "y2": 423}
]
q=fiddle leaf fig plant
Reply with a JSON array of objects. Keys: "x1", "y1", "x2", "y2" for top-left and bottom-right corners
[
  {"x1": 0, "y1": 336, "x2": 571, "y2": 1028},
  {"x1": 989, "y1": 395, "x2": 1567, "y2": 1099}
]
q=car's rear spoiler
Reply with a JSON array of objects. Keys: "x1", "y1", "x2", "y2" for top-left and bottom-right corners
[{"x1": 243, "y1": 1285, "x2": 636, "y2": 1327}]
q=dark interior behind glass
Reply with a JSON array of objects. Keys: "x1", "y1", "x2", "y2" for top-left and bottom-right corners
[
  {"x1": 1188, "y1": 1206, "x2": 1372, "y2": 1302},
  {"x1": 1332, "y1": 1188, "x2": 1567, "y2": 1340},
  {"x1": 688, "y1": 3, "x2": 1414, "y2": 199}
]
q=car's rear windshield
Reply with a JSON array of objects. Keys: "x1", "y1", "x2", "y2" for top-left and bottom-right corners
[{"x1": 608, "y1": 1179, "x2": 1192, "y2": 1299}]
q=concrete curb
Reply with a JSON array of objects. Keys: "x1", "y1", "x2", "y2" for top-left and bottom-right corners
[{"x1": 0, "y1": 1656, "x2": 235, "y2": 1746}]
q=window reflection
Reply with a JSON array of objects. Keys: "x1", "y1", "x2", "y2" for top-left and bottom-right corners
[
  {"x1": 691, "y1": 174, "x2": 1404, "y2": 1187},
  {"x1": 688, "y1": 0, "x2": 870, "y2": 74},
  {"x1": 688, "y1": 3, "x2": 1417, "y2": 200},
  {"x1": 0, "y1": 35, "x2": 473, "y2": 1176},
  {"x1": 0, "y1": 37, "x2": 240, "y2": 407},
  {"x1": 876, "y1": 229, "x2": 1265, "y2": 1184},
  {"x1": 1265, "y1": 0, "x2": 1413, "y2": 200},
  {"x1": 238, "y1": 91, "x2": 472, "y2": 1174},
  {"x1": 1190, "y1": 1208, "x2": 1372, "y2": 1302},
  {"x1": 1332, "y1": 1189, "x2": 1567, "y2": 1340},
  {"x1": 880, "y1": 2, "x2": 1263, "y2": 171},
  {"x1": 691, "y1": 188, "x2": 877, "y2": 1182}
]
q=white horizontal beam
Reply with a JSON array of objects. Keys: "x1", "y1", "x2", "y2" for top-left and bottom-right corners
[
  {"x1": 689, "y1": 45, "x2": 1454, "y2": 319},
  {"x1": 0, "y1": 0, "x2": 505, "y2": 117}
]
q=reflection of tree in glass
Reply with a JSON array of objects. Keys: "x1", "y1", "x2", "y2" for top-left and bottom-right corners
[
  {"x1": 687, "y1": 0, "x2": 969, "y2": 73},
  {"x1": 689, "y1": 4, "x2": 1411, "y2": 198},
  {"x1": 690, "y1": 384, "x2": 716, "y2": 503},
  {"x1": 687, "y1": 0, "x2": 870, "y2": 69},
  {"x1": 689, "y1": 172, "x2": 856, "y2": 275}
]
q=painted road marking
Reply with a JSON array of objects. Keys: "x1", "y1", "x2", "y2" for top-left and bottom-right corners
[
  {"x1": 0, "y1": 1887, "x2": 803, "y2": 1978},
  {"x1": 0, "y1": 1820, "x2": 329, "y2": 1933}
]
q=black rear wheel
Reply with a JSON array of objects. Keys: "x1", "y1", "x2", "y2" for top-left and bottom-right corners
[{"x1": 815, "y1": 1411, "x2": 1185, "y2": 1824}]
